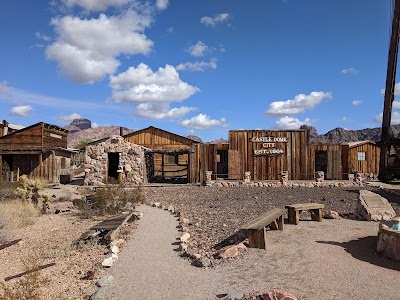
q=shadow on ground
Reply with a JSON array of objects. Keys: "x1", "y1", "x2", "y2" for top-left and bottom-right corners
[{"x1": 317, "y1": 236, "x2": 400, "y2": 271}]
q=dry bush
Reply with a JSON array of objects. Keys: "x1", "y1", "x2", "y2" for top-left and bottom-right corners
[
  {"x1": 0, "y1": 201, "x2": 40, "y2": 243},
  {"x1": 0, "y1": 257, "x2": 48, "y2": 300},
  {"x1": 0, "y1": 181, "x2": 18, "y2": 202},
  {"x1": 84, "y1": 185, "x2": 144, "y2": 216}
]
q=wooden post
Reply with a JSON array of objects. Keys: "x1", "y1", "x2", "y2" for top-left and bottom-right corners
[
  {"x1": 16, "y1": 167, "x2": 19, "y2": 182},
  {"x1": 39, "y1": 152, "x2": 43, "y2": 178}
]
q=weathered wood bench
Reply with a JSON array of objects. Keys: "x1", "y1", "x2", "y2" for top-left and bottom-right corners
[
  {"x1": 285, "y1": 203, "x2": 324, "y2": 225},
  {"x1": 242, "y1": 208, "x2": 286, "y2": 249}
]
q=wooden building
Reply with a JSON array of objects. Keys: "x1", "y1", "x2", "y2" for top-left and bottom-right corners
[
  {"x1": 0, "y1": 120, "x2": 19, "y2": 137},
  {"x1": 123, "y1": 126, "x2": 201, "y2": 183},
  {"x1": 226, "y1": 129, "x2": 311, "y2": 180},
  {"x1": 309, "y1": 144, "x2": 342, "y2": 180},
  {"x1": 0, "y1": 122, "x2": 72, "y2": 183},
  {"x1": 341, "y1": 141, "x2": 380, "y2": 177}
]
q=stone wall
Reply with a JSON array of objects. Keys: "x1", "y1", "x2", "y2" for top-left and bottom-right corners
[{"x1": 83, "y1": 135, "x2": 145, "y2": 186}]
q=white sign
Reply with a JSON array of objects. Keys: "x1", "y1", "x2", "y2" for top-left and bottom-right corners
[{"x1": 252, "y1": 135, "x2": 287, "y2": 156}]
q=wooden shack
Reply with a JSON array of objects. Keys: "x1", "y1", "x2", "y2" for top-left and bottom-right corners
[
  {"x1": 0, "y1": 122, "x2": 72, "y2": 183},
  {"x1": 123, "y1": 126, "x2": 201, "y2": 183},
  {"x1": 341, "y1": 141, "x2": 380, "y2": 178},
  {"x1": 227, "y1": 129, "x2": 311, "y2": 180},
  {"x1": 309, "y1": 144, "x2": 342, "y2": 180}
]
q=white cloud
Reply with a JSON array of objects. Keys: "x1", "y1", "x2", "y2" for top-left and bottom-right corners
[
  {"x1": 35, "y1": 32, "x2": 51, "y2": 41},
  {"x1": 0, "y1": 81, "x2": 11, "y2": 94},
  {"x1": 92, "y1": 122, "x2": 100, "y2": 128},
  {"x1": 134, "y1": 103, "x2": 197, "y2": 119},
  {"x1": 375, "y1": 112, "x2": 400, "y2": 124},
  {"x1": 341, "y1": 67, "x2": 359, "y2": 75},
  {"x1": 393, "y1": 101, "x2": 400, "y2": 109},
  {"x1": 340, "y1": 116, "x2": 348, "y2": 122},
  {"x1": 188, "y1": 41, "x2": 209, "y2": 57},
  {"x1": 109, "y1": 63, "x2": 199, "y2": 103},
  {"x1": 179, "y1": 113, "x2": 227, "y2": 130},
  {"x1": 9, "y1": 105, "x2": 33, "y2": 117},
  {"x1": 200, "y1": 13, "x2": 230, "y2": 27},
  {"x1": 156, "y1": 0, "x2": 169, "y2": 10},
  {"x1": 274, "y1": 116, "x2": 312, "y2": 130},
  {"x1": 167, "y1": 27, "x2": 174, "y2": 33},
  {"x1": 57, "y1": 112, "x2": 81, "y2": 123},
  {"x1": 265, "y1": 91, "x2": 332, "y2": 116},
  {"x1": 46, "y1": 11, "x2": 153, "y2": 84},
  {"x1": 62, "y1": 0, "x2": 134, "y2": 12},
  {"x1": 352, "y1": 100, "x2": 363, "y2": 105},
  {"x1": 176, "y1": 59, "x2": 217, "y2": 72}
]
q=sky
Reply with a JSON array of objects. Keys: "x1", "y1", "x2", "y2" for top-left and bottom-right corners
[{"x1": 0, "y1": 0, "x2": 398, "y2": 142}]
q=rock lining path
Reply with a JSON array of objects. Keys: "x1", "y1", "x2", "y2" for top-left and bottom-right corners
[{"x1": 102, "y1": 205, "x2": 225, "y2": 300}]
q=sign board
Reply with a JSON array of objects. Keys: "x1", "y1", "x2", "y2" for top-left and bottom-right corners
[{"x1": 251, "y1": 135, "x2": 288, "y2": 156}]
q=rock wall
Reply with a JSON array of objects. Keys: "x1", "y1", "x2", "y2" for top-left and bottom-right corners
[{"x1": 83, "y1": 135, "x2": 145, "y2": 186}]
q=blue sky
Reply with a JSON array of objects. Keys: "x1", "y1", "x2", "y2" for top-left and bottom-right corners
[{"x1": 0, "y1": 0, "x2": 397, "y2": 142}]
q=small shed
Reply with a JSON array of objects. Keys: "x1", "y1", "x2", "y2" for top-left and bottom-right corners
[
  {"x1": 123, "y1": 126, "x2": 201, "y2": 183},
  {"x1": 0, "y1": 122, "x2": 72, "y2": 183},
  {"x1": 341, "y1": 141, "x2": 380, "y2": 178}
]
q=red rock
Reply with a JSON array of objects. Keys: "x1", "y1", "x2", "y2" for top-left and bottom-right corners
[
  {"x1": 323, "y1": 210, "x2": 340, "y2": 219},
  {"x1": 217, "y1": 243, "x2": 246, "y2": 259},
  {"x1": 263, "y1": 289, "x2": 298, "y2": 300}
]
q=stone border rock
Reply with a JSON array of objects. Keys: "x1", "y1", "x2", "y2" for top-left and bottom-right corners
[{"x1": 206, "y1": 180, "x2": 363, "y2": 188}]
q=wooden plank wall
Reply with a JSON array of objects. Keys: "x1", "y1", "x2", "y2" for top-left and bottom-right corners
[
  {"x1": 124, "y1": 127, "x2": 193, "y2": 149},
  {"x1": 43, "y1": 126, "x2": 68, "y2": 148},
  {"x1": 0, "y1": 123, "x2": 67, "y2": 149},
  {"x1": 309, "y1": 144, "x2": 342, "y2": 180},
  {"x1": 347, "y1": 143, "x2": 380, "y2": 175},
  {"x1": 229, "y1": 130, "x2": 310, "y2": 180},
  {"x1": 0, "y1": 123, "x2": 43, "y2": 149}
]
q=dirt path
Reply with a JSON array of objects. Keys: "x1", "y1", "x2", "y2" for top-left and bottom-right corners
[
  {"x1": 102, "y1": 200, "x2": 400, "y2": 300},
  {"x1": 102, "y1": 205, "x2": 226, "y2": 300}
]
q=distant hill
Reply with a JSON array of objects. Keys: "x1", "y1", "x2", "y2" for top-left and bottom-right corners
[
  {"x1": 308, "y1": 124, "x2": 400, "y2": 143},
  {"x1": 65, "y1": 119, "x2": 134, "y2": 148}
]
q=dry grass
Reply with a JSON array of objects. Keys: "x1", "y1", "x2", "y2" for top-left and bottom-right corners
[{"x1": 0, "y1": 201, "x2": 40, "y2": 243}]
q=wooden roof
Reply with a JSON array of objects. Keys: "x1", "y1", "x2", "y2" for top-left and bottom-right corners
[
  {"x1": 342, "y1": 140, "x2": 376, "y2": 148},
  {"x1": 123, "y1": 126, "x2": 202, "y2": 144},
  {"x1": 0, "y1": 122, "x2": 67, "y2": 140}
]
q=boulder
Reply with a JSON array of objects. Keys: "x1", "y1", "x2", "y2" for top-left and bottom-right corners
[
  {"x1": 180, "y1": 233, "x2": 190, "y2": 243},
  {"x1": 101, "y1": 257, "x2": 113, "y2": 267},
  {"x1": 322, "y1": 210, "x2": 341, "y2": 219},
  {"x1": 358, "y1": 190, "x2": 396, "y2": 221},
  {"x1": 95, "y1": 275, "x2": 114, "y2": 287},
  {"x1": 217, "y1": 243, "x2": 246, "y2": 259}
]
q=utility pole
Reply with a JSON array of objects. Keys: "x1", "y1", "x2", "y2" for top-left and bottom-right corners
[{"x1": 379, "y1": 0, "x2": 400, "y2": 177}]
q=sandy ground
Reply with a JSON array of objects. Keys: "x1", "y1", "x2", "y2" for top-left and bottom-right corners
[
  {"x1": 102, "y1": 203, "x2": 400, "y2": 300},
  {"x1": 2, "y1": 182, "x2": 400, "y2": 299}
]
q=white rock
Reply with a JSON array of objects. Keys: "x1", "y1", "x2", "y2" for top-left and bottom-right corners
[
  {"x1": 111, "y1": 253, "x2": 118, "y2": 261},
  {"x1": 102, "y1": 257, "x2": 113, "y2": 267},
  {"x1": 110, "y1": 245, "x2": 119, "y2": 254},
  {"x1": 180, "y1": 232, "x2": 190, "y2": 243}
]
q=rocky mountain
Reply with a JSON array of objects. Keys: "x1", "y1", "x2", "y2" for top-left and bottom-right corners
[
  {"x1": 187, "y1": 135, "x2": 203, "y2": 143},
  {"x1": 65, "y1": 119, "x2": 134, "y2": 148},
  {"x1": 70, "y1": 118, "x2": 91, "y2": 130},
  {"x1": 299, "y1": 125, "x2": 318, "y2": 139},
  {"x1": 309, "y1": 124, "x2": 400, "y2": 143}
]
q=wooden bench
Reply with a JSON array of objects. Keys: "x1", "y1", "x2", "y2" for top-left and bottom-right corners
[
  {"x1": 242, "y1": 208, "x2": 286, "y2": 249},
  {"x1": 285, "y1": 203, "x2": 324, "y2": 225}
]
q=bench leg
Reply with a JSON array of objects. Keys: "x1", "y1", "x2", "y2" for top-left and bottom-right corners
[
  {"x1": 247, "y1": 228, "x2": 267, "y2": 249},
  {"x1": 310, "y1": 208, "x2": 322, "y2": 222},
  {"x1": 270, "y1": 215, "x2": 284, "y2": 230},
  {"x1": 287, "y1": 208, "x2": 299, "y2": 225}
]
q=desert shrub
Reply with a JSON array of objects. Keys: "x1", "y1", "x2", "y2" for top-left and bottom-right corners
[
  {"x1": 0, "y1": 181, "x2": 18, "y2": 202},
  {"x1": 0, "y1": 201, "x2": 40, "y2": 243},
  {"x1": 0, "y1": 257, "x2": 48, "y2": 300},
  {"x1": 13, "y1": 175, "x2": 44, "y2": 202},
  {"x1": 86, "y1": 185, "x2": 144, "y2": 216}
]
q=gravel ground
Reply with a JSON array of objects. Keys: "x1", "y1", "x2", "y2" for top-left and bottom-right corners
[
  {"x1": 102, "y1": 184, "x2": 400, "y2": 300},
  {"x1": 2, "y1": 182, "x2": 400, "y2": 299}
]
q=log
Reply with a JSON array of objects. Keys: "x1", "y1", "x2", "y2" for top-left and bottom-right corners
[
  {"x1": 4, "y1": 263, "x2": 56, "y2": 281},
  {"x1": 0, "y1": 239, "x2": 22, "y2": 251}
]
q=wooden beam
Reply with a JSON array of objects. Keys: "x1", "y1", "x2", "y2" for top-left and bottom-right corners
[
  {"x1": 4, "y1": 263, "x2": 56, "y2": 282},
  {"x1": 0, "y1": 239, "x2": 22, "y2": 251}
]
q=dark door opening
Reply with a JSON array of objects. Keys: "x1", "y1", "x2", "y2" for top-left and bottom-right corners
[
  {"x1": 217, "y1": 150, "x2": 228, "y2": 178},
  {"x1": 108, "y1": 152, "x2": 120, "y2": 182},
  {"x1": 315, "y1": 150, "x2": 328, "y2": 175}
]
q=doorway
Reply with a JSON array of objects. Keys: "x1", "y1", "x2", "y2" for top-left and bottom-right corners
[
  {"x1": 108, "y1": 152, "x2": 120, "y2": 181},
  {"x1": 315, "y1": 150, "x2": 328, "y2": 174},
  {"x1": 216, "y1": 150, "x2": 228, "y2": 178}
]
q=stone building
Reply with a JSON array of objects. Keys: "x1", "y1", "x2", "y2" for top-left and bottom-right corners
[{"x1": 83, "y1": 135, "x2": 145, "y2": 186}]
